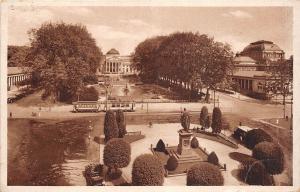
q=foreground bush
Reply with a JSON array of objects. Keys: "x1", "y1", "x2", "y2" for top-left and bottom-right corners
[
  {"x1": 132, "y1": 154, "x2": 164, "y2": 186},
  {"x1": 211, "y1": 107, "x2": 222, "y2": 134},
  {"x1": 239, "y1": 157, "x2": 273, "y2": 185},
  {"x1": 155, "y1": 139, "x2": 166, "y2": 152},
  {"x1": 252, "y1": 141, "x2": 284, "y2": 175},
  {"x1": 191, "y1": 137, "x2": 199, "y2": 148},
  {"x1": 116, "y1": 109, "x2": 127, "y2": 138},
  {"x1": 103, "y1": 138, "x2": 131, "y2": 179},
  {"x1": 244, "y1": 129, "x2": 273, "y2": 149},
  {"x1": 207, "y1": 151, "x2": 219, "y2": 166},
  {"x1": 186, "y1": 162, "x2": 224, "y2": 186},
  {"x1": 104, "y1": 110, "x2": 119, "y2": 142},
  {"x1": 166, "y1": 155, "x2": 178, "y2": 171}
]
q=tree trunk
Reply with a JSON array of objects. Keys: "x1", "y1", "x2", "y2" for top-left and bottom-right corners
[{"x1": 205, "y1": 88, "x2": 210, "y2": 103}]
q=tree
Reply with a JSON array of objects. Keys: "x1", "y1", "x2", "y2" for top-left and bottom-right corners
[
  {"x1": 104, "y1": 110, "x2": 119, "y2": 142},
  {"x1": 265, "y1": 57, "x2": 293, "y2": 118},
  {"x1": 7, "y1": 45, "x2": 30, "y2": 67},
  {"x1": 132, "y1": 154, "x2": 164, "y2": 186},
  {"x1": 191, "y1": 137, "x2": 199, "y2": 148},
  {"x1": 252, "y1": 141, "x2": 284, "y2": 175},
  {"x1": 200, "y1": 106, "x2": 208, "y2": 128},
  {"x1": 78, "y1": 86, "x2": 99, "y2": 101},
  {"x1": 180, "y1": 110, "x2": 190, "y2": 131},
  {"x1": 133, "y1": 36, "x2": 167, "y2": 83},
  {"x1": 26, "y1": 22, "x2": 102, "y2": 102},
  {"x1": 207, "y1": 151, "x2": 219, "y2": 166},
  {"x1": 103, "y1": 138, "x2": 131, "y2": 179},
  {"x1": 116, "y1": 109, "x2": 127, "y2": 138},
  {"x1": 186, "y1": 162, "x2": 224, "y2": 186},
  {"x1": 211, "y1": 107, "x2": 222, "y2": 134},
  {"x1": 201, "y1": 41, "x2": 234, "y2": 102},
  {"x1": 244, "y1": 129, "x2": 273, "y2": 149}
]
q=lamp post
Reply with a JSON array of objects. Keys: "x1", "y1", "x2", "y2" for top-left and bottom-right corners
[{"x1": 103, "y1": 79, "x2": 112, "y2": 111}]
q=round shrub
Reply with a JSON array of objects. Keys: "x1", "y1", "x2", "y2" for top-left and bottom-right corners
[
  {"x1": 103, "y1": 138, "x2": 131, "y2": 170},
  {"x1": 180, "y1": 111, "x2": 190, "y2": 131},
  {"x1": 116, "y1": 109, "x2": 127, "y2": 138},
  {"x1": 191, "y1": 137, "x2": 199, "y2": 148},
  {"x1": 155, "y1": 139, "x2": 166, "y2": 152},
  {"x1": 186, "y1": 162, "x2": 224, "y2": 186},
  {"x1": 132, "y1": 154, "x2": 164, "y2": 186},
  {"x1": 200, "y1": 106, "x2": 208, "y2": 127},
  {"x1": 104, "y1": 110, "x2": 119, "y2": 142},
  {"x1": 244, "y1": 129, "x2": 273, "y2": 149},
  {"x1": 166, "y1": 155, "x2": 178, "y2": 171},
  {"x1": 211, "y1": 107, "x2": 222, "y2": 134},
  {"x1": 252, "y1": 141, "x2": 284, "y2": 175},
  {"x1": 239, "y1": 157, "x2": 273, "y2": 185},
  {"x1": 208, "y1": 151, "x2": 219, "y2": 166},
  {"x1": 79, "y1": 86, "x2": 99, "y2": 101}
]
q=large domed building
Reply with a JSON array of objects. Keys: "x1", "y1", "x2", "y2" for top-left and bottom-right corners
[
  {"x1": 231, "y1": 40, "x2": 287, "y2": 99},
  {"x1": 100, "y1": 48, "x2": 136, "y2": 75}
]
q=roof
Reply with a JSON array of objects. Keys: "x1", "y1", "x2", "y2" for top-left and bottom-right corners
[
  {"x1": 242, "y1": 40, "x2": 283, "y2": 53},
  {"x1": 232, "y1": 70, "x2": 269, "y2": 78},
  {"x1": 237, "y1": 126, "x2": 254, "y2": 132},
  {"x1": 234, "y1": 56, "x2": 257, "y2": 64},
  {"x1": 8, "y1": 67, "x2": 29, "y2": 75},
  {"x1": 106, "y1": 48, "x2": 120, "y2": 55}
]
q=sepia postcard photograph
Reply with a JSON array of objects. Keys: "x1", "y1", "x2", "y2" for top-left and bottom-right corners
[{"x1": 0, "y1": 0, "x2": 299, "y2": 192}]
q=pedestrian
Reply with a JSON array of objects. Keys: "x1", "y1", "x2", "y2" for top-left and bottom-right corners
[{"x1": 9, "y1": 112, "x2": 12, "y2": 118}]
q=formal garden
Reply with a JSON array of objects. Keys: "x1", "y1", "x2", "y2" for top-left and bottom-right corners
[{"x1": 83, "y1": 106, "x2": 286, "y2": 186}]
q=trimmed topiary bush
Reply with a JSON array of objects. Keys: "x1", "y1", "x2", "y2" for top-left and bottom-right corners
[
  {"x1": 186, "y1": 162, "x2": 224, "y2": 186},
  {"x1": 244, "y1": 129, "x2": 273, "y2": 149},
  {"x1": 104, "y1": 110, "x2": 119, "y2": 142},
  {"x1": 208, "y1": 151, "x2": 219, "y2": 166},
  {"x1": 155, "y1": 139, "x2": 166, "y2": 152},
  {"x1": 166, "y1": 155, "x2": 178, "y2": 171},
  {"x1": 239, "y1": 157, "x2": 273, "y2": 185},
  {"x1": 200, "y1": 106, "x2": 208, "y2": 128},
  {"x1": 103, "y1": 138, "x2": 131, "y2": 179},
  {"x1": 132, "y1": 154, "x2": 164, "y2": 186},
  {"x1": 211, "y1": 107, "x2": 222, "y2": 134},
  {"x1": 116, "y1": 109, "x2": 127, "y2": 138},
  {"x1": 191, "y1": 137, "x2": 199, "y2": 148},
  {"x1": 252, "y1": 141, "x2": 284, "y2": 175},
  {"x1": 205, "y1": 116, "x2": 211, "y2": 129},
  {"x1": 180, "y1": 110, "x2": 190, "y2": 131}
]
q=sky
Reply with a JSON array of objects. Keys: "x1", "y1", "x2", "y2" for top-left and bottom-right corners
[{"x1": 7, "y1": 6, "x2": 293, "y2": 57}]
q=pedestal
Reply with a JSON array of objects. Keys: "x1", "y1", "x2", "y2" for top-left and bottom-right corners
[{"x1": 177, "y1": 129, "x2": 193, "y2": 155}]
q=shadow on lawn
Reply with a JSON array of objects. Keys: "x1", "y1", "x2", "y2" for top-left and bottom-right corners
[{"x1": 229, "y1": 152, "x2": 253, "y2": 164}]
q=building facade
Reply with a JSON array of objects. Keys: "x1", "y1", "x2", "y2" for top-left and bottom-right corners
[
  {"x1": 7, "y1": 67, "x2": 31, "y2": 90},
  {"x1": 232, "y1": 40, "x2": 286, "y2": 99},
  {"x1": 101, "y1": 48, "x2": 136, "y2": 75}
]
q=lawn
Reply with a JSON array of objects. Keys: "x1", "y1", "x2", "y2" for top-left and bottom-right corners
[{"x1": 262, "y1": 118, "x2": 292, "y2": 130}]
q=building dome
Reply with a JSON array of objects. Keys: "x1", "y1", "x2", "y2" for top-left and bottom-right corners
[
  {"x1": 242, "y1": 40, "x2": 282, "y2": 53},
  {"x1": 106, "y1": 48, "x2": 120, "y2": 55}
]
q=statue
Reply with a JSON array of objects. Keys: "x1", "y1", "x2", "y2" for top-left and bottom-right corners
[{"x1": 180, "y1": 108, "x2": 190, "y2": 131}]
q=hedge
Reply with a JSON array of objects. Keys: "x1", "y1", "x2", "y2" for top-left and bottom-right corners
[
  {"x1": 132, "y1": 154, "x2": 164, "y2": 186},
  {"x1": 252, "y1": 141, "x2": 284, "y2": 175},
  {"x1": 200, "y1": 106, "x2": 208, "y2": 127},
  {"x1": 191, "y1": 137, "x2": 199, "y2": 148},
  {"x1": 186, "y1": 162, "x2": 224, "y2": 186},
  {"x1": 239, "y1": 157, "x2": 273, "y2": 185},
  {"x1": 207, "y1": 151, "x2": 219, "y2": 166},
  {"x1": 104, "y1": 110, "x2": 119, "y2": 142},
  {"x1": 211, "y1": 107, "x2": 222, "y2": 134},
  {"x1": 116, "y1": 109, "x2": 127, "y2": 138},
  {"x1": 166, "y1": 155, "x2": 178, "y2": 171},
  {"x1": 244, "y1": 129, "x2": 273, "y2": 149}
]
